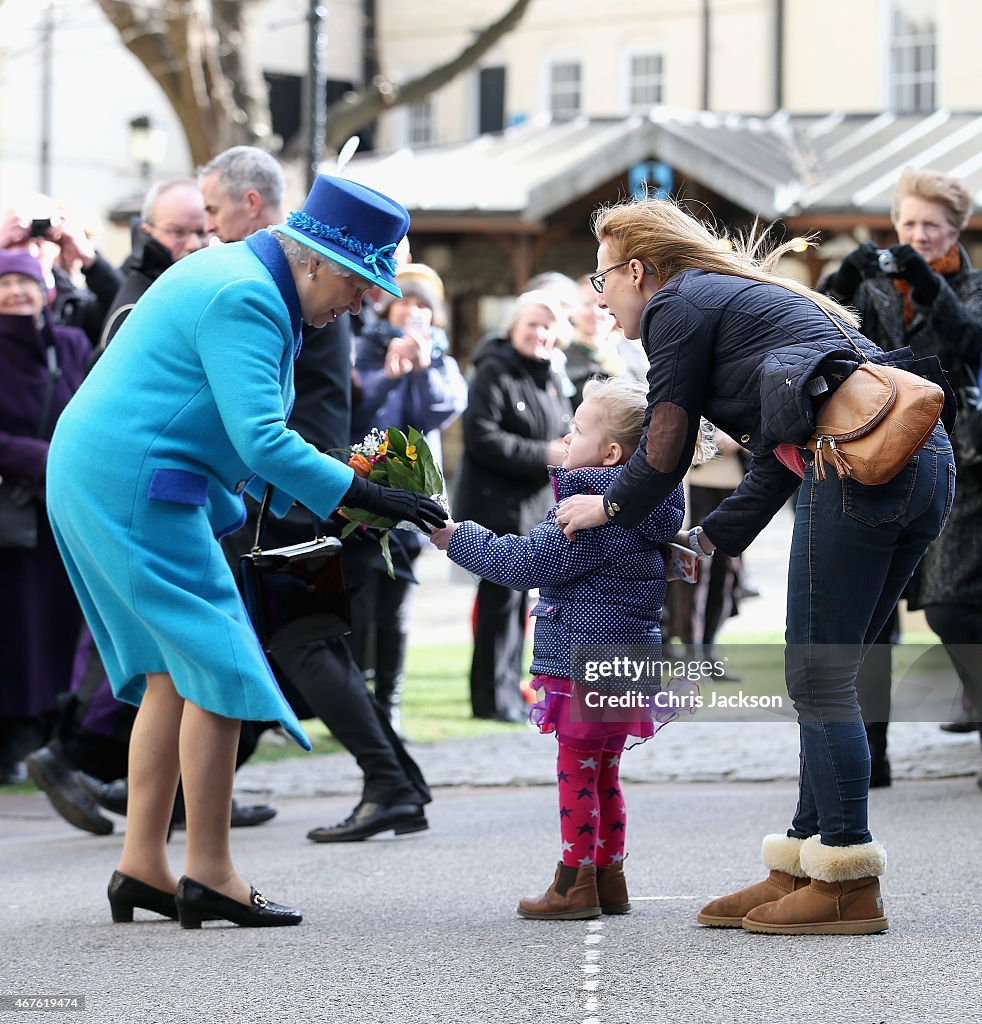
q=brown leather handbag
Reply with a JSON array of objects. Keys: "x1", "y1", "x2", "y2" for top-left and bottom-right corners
[{"x1": 806, "y1": 309, "x2": 944, "y2": 485}]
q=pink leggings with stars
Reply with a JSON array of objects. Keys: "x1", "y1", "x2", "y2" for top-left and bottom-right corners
[{"x1": 556, "y1": 740, "x2": 627, "y2": 868}]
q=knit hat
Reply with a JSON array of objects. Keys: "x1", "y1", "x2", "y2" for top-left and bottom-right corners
[{"x1": 0, "y1": 249, "x2": 46, "y2": 287}]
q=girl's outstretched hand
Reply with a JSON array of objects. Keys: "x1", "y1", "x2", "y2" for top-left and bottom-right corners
[{"x1": 430, "y1": 520, "x2": 459, "y2": 551}]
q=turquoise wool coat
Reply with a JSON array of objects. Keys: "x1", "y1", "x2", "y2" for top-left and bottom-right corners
[{"x1": 45, "y1": 232, "x2": 355, "y2": 748}]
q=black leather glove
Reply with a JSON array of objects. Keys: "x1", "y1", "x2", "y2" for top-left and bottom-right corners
[
  {"x1": 889, "y1": 244, "x2": 941, "y2": 304},
  {"x1": 827, "y1": 242, "x2": 880, "y2": 301},
  {"x1": 342, "y1": 474, "x2": 447, "y2": 533}
]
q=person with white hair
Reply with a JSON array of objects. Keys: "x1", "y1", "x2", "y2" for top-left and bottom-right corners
[{"x1": 453, "y1": 291, "x2": 573, "y2": 722}]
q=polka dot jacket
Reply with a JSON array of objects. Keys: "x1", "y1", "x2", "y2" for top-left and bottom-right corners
[{"x1": 447, "y1": 465, "x2": 685, "y2": 680}]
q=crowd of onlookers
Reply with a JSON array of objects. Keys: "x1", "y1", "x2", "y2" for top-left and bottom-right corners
[{"x1": 2, "y1": 158, "x2": 980, "y2": 825}]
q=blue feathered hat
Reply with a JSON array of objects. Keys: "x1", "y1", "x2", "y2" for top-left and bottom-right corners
[{"x1": 275, "y1": 174, "x2": 409, "y2": 297}]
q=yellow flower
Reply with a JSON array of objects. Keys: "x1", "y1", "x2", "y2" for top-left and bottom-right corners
[
  {"x1": 377, "y1": 438, "x2": 388, "y2": 456},
  {"x1": 405, "y1": 444, "x2": 417, "y2": 462}
]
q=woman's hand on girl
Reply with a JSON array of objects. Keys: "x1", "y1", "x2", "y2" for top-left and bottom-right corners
[{"x1": 556, "y1": 494, "x2": 606, "y2": 540}]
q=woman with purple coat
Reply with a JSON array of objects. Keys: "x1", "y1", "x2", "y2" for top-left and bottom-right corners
[{"x1": 0, "y1": 251, "x2": 89, "y2": 783}]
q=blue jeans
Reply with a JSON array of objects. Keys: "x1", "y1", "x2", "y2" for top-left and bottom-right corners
[{"x1": 785, "y1": 425, "x2": 955, "y2": 846}]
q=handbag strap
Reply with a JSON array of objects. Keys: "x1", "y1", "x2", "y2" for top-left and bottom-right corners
[
  {"x1": 812, "y1": 299, "x2": 869, "y2": 364},
  {"x1": 35, "y1": 312, "x2": 63, "y2": 439},
  {"x1": 250, "y1": 483, "x2": 325, "y2": 554}
]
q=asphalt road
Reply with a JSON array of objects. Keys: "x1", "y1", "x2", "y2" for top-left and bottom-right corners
[{"x1": 3, "y1": 777, "x2": 980, "y2": 1024}]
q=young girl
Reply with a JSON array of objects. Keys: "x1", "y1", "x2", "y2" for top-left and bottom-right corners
[{"x1": 431, "y1": 376, "x2": 686, "y2": 920}]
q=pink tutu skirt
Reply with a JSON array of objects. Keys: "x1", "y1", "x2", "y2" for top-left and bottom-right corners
[{"x1": 529, "y1": 674, "x2": 680, "y2": 752}]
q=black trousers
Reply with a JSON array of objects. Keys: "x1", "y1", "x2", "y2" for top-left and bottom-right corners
[
  {"x1": 924, "y1": 602, "x2": 982, "y2": 730},
  {"x1": 223, "y1": 506, "x2": 429, "y2": 808},
  {"x1": 270, "y1": 638, "x2": 428, "y2": 806},
  {"x1": 469, "y1": 579, "x2": 528, "y2": 719}
]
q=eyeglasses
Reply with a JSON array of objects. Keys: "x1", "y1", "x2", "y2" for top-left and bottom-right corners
[
  {"x1": 589, "y1": 259, "x2": 637, "y2": 294},
  {"x1": 148, "y1": 224, "x2": 205, "y2": 241}
]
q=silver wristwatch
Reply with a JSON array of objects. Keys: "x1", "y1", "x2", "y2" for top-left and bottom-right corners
[{"x1": 687, "y1": 526, "x2": 714, "y2": 558}]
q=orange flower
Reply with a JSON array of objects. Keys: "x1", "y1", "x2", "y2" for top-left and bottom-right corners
[{"x1": 348, "y1": 453, "x2": 372, "y2": 478}]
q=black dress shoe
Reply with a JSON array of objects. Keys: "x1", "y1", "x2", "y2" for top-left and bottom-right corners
[
  {"x1": 230, "y1": 800, "x2": 277, "y2": 827},
  {"x1": 81, "y1": 775, "x2": 128, "y2": 815},
  {"x1": 26, "y1": 748, "x2": 114, "y2": 835},
  {"x1": 940, "y1": 720, "x2": 981, "y2": 733},
  {"x1": 108, "y1": 870, "x2": 178, "y2": 922},
  {"x1": 81, "y1": 776, "x2": 276, "y2": 829},
  {"x1": 306, "y1": 801, "x2": 428, "y2": 843},
  {"x1": 175, "y1": 876, "x2": 301, "y2": 929}
]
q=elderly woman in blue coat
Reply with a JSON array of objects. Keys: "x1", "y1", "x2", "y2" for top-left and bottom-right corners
[
  {"x1": 558, "y1": 197, "x2": 954, "y2": 936},
  {"x1": 46, "y1": 176, "x2": 446, "y2": 929}
]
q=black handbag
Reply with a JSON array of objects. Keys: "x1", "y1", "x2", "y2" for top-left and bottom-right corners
[
  {"x1": 0, "y1": 330, "x2": 60, "y2": 551},
  {"x1": 238, "y1": 484, "x2": 351, "y2": 651}
]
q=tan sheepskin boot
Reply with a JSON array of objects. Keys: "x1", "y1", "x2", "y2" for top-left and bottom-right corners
[
  {"x1": 517, "y1": 863, "x2": 601, "y2": 921},
  {"x1": 742, "y1": 835, "x2": 888, "y2": 935},
  {"x1": 696, "y1": 834, "x2": 809, "y2": 928}
]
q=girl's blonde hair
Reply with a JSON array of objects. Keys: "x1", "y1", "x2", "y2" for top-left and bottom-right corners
[
  {"x1": 581, "y1": 375, "x2": 717, "y2": 465},
  {"x1": 591, "y1": 196, "x2": 859, "y2": 329},
  {"x1": 892, "y1": 166, "x2": 973, "y2": 230}
]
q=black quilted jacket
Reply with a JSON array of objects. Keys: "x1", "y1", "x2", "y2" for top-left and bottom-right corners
[{"x1": 604, "y1": 269, "x2": 891, "y2": 555}]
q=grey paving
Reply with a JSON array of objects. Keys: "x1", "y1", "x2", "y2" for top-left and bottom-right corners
[
  {"x1": 4, "y1": 503, "x2": 980, "y2": 1022},
  {"x1": 3, "y1": 779, "x2": 980, "y2": 1023}
]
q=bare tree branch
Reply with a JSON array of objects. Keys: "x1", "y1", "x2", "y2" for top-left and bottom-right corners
[
  {"x1": 324, "y1": 0, "x2": 534, "y2": 152},
  {"x1": 95, "y1": 0, "x2": 534, "y2": 168}
]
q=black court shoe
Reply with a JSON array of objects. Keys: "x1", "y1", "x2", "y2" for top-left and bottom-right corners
[
  {"x1": 175, "y1": 876, "x2": 302, "y2": 929},
  {"x1": 107, "y1": 870, "x2": 178, "y2": 922}
]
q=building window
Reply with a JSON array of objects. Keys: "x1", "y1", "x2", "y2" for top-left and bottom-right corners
[
  {"x1": 408, "y1": 98, "x2": 435, "y2": 147},
  {"x1": 628, "y1": 53, "x2": 664, "y2": 110},
  {"x1": 549, "y1": 61, "x2": 581, "y2": 119},
  {"x1": 888, "y1": 0, "x2": 937, "y2": 113},
  {"x1": 478, "y1": 66, "x2": 506, "y2": 135}
]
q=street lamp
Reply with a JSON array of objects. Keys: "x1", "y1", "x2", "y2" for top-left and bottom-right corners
[{"x1": 128, "y1": 115, "x2": 167, "y2": 187}]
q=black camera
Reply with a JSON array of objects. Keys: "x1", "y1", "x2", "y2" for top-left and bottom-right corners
[
  {"x1": 29, "y1": 218, "x2": 52, "y2": 237},
  {"x1": 876, "y1": 249, "x2": 899, "y2": 275}
]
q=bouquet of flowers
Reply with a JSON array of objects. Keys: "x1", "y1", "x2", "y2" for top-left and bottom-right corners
[{"x1": 336, "y1": 426, "x2": 447, "y2": 577}]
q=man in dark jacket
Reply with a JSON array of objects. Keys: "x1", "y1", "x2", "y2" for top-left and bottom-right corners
[
  {"x1": 200, "y1": 146, "x2": 432, "y2": 841},
  {"x1": 99, "y1": 179, "x2": 207, "y2": 346}
]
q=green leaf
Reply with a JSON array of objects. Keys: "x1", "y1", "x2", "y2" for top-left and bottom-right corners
[
  {"x1": 407, "y1": 426, "x2": 445, "y2": 497},
  {"x1": 337, "y1": 506, "x2": 397, "y2": 531},
  {"x1": 386, "y1": 427, "x2": 408, "y2": 457},
  {"x1": 383, "y1": 458, "x2": 421, "y2": 492},
  {"x1": 379, "y1": 532, "x2": 396, "y2": 579}
]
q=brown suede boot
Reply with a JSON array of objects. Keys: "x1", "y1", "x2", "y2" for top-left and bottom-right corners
[
  {"x1": 742, "y1": 835, "x2": 888, "y2": 935},
  {"x1": 696, "y1": 834, "x2": 809, "y2": 928},
  {"x1": 517, "y1": 863, "x2": 601, "y2": 920},
  {"x1": 596, "y1": 860, "x2": 630, "y2": 915}
]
